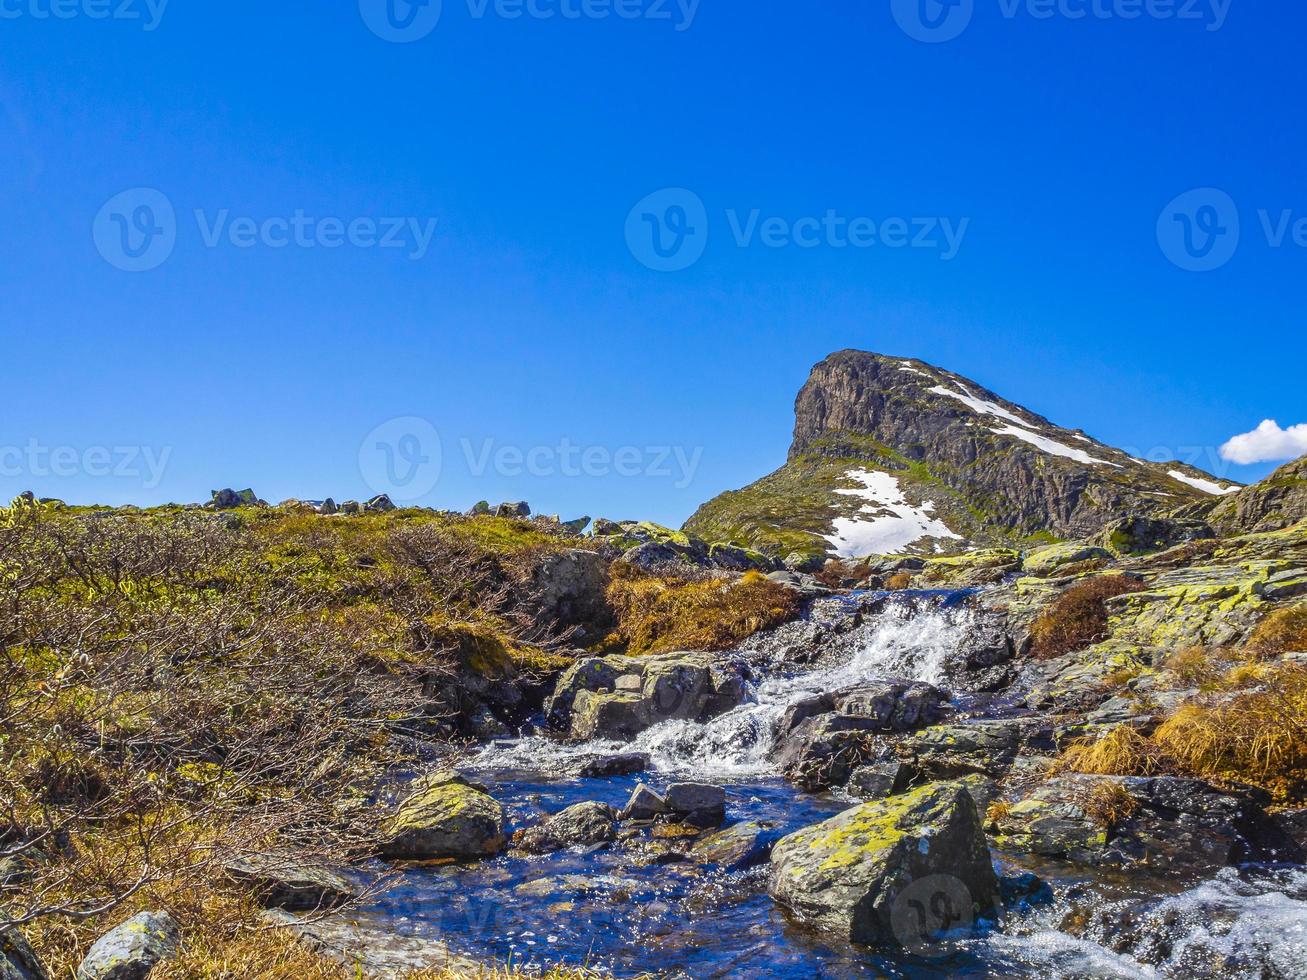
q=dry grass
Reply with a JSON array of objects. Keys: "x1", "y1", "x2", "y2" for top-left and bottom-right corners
[
  {"x1": 1163, "y1": 646, "x2": 1227, "y2": 688},
  {"x1": 1246, "y1": 605, "x2": 1307, "y2": 658},
  {"x1": 1080, "y1": 780, "x2": 1139, "y2": 828},
  {"x1": 1029, "y1": 575, "x2": 1147, "y2": 658},
  {"x1": 886, "y1": 571, "x2": 916, "y2": 591},
  {"x1": 1057, "y1": 724, "x2": 1173, "y2": 778},
  {"x1": 605, "y1": 566, "x2": 800, "y2": 655},
  {"x1": 1058, "y1": 657, "x2": 1307, "y2": 804},
  {"x1": 1153, "y1": 661, "x2": 1307, "y2": 802}
]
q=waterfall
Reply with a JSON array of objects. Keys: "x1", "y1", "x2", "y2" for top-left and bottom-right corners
[{"x1": 473, "y1": 600, "x2": 971, "y2": 780}]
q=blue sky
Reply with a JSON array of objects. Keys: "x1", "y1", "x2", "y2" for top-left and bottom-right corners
[{"x1": 2, "y1": 0, "x2": 1304, "y2": 526}]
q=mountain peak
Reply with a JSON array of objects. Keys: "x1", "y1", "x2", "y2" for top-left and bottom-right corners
[{"x1": 686, "y1": 350, "x2": 1240, "y2": 558}]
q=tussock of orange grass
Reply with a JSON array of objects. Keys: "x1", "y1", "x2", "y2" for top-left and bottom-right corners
[
  {"x1": 1246, "y1": 605, "x2": 1307, "y2": 659},
  {"x1": 605, "y1": 567, "x2": 800, "y2": 655},
  {"x1": 1029, "y1": 575, "x2": 1147, "y2": 658},
  {"x1": 1057, "y1": 724, "x2": 1174, "y2": 778},
  {"x1": 1153, "y1": 661, "x2": 1307, "y2": 803}
]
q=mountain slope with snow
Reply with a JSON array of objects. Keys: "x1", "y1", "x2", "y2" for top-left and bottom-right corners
[{"x1": 685, "y1": 350, "x2": 1241, "y2": 558}]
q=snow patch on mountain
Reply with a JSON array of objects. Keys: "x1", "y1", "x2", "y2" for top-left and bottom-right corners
[
  {"x1": 823, "y1": 469, "x2": 962, "y2": 557},
  {"x1": 1169, "y1": 469, "x2": 1239, "y2": 496},
  {"x1": 929, "y1": 383, "x2": 1031, "y2": 427},
  {"x1": 989, "y1": 425, "x2": 1121, "y2": 467}
]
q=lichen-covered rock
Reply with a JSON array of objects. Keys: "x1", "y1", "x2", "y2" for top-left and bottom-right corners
[
  {"x1": 768, "y1": 782, "x2": 999, "y2": 945},
  {"x1": 380, "y1": 771, "x2": 506, "y2": 861},
  {"x1": 897, "y1": 721, "x2": 1033, "y2": 780},
  {"x1": 545, "y1": 650, "x2": 747, "y2": 740},
  {"x1": 1024, "y1": 543, "x2": 1112, "y2": 576},
  {"x1": 991, "y1": 775, "x2": 1300, "y2": 872},
  {"x1": 1098, "y1": 516, "x2": 1214, "y2": 556},
  {"x1": 75, "y1": 911, "x2": 180, "y2": 980},
  {"x1": 221, "y1": 853, "x2": 359, "y2": 911},
  {"x1": 516, "y1": 801, "x2": 618, "y2": 853},
  {"x1": 0, "y1": 924, "x2": 47, "y2": 980},
  {"x1": 707, "y1": 542, "x2": 776, "y2": 572}
]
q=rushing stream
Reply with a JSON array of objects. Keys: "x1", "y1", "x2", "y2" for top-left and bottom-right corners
[{"x1": 357, "y1": 596, "x2": 1307, "y2": 978}]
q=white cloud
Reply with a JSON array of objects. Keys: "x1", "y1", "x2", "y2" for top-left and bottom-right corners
[{"x1": 1220, "y1": 419, "x2": 1307, "y2": 465}]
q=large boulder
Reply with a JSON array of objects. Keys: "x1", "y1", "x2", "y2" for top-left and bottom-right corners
[
  {"x1": 380, "y1": 772, "x2": 506, "y2": 861},
  {"x1": 515, "y1": 801, "x2": 618, "y2": 854},
  {"x1": 1097, "y1": 516, "x2": 1214, "y2": 556},
  {"x1": 0, "y1": 925, "x2": 46, "y2": 980},
  {"x1": 768, "y1": 782, "x2": 999, "y2": 946},
  {"x1": 545, "y1": 651, "x2": 748, "y2": 740},
  {"x1": 75, "y1": 911, "x2": 180, "y2": 980}
]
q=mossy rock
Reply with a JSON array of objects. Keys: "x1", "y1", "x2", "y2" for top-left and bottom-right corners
[
  {"x1": 1024, "y1": 543, "x2": 1112, "y2": 576},
  {"x1": 381, "y1": 771, "x2": 506, "y2": 861},
  {"x1": 767, "y1": 781, "x2": 999, "y2": 945}
]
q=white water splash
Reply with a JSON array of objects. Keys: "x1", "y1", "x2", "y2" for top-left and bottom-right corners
[
  {"x1": 983, "y1": 867, "x2": 1307, "y2": 979},
  {"x1": 473, "y1": 603, "x2": 970, "y2": 781}
]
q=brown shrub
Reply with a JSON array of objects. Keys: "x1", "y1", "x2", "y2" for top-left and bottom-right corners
[
  {"x1": 886, "y1": 571, "x2": 916, "y2": 591},
  {"x1": 605, "y1": 567, "x2": 801, "y2": 655},
  {"x1": 1029, "y1": 575, "x2": 1147, "y2": 658}
]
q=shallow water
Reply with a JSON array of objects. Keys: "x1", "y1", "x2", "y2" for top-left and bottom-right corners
[{"x1": 359, "y1": 596, "x2": 1307, "y2": 979}]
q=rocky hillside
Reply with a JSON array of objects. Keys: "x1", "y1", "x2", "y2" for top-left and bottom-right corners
[
  {"x1": 685, "y1": 350, "x2": 1241, "y2": 559},
  {"x1": 1196, "y1": 453, "x2": 1307, "y2": 535}
]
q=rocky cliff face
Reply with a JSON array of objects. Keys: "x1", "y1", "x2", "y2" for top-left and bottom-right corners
[{"x1": 685, "y1": 350, "x2": 1241, "y2": 558}]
